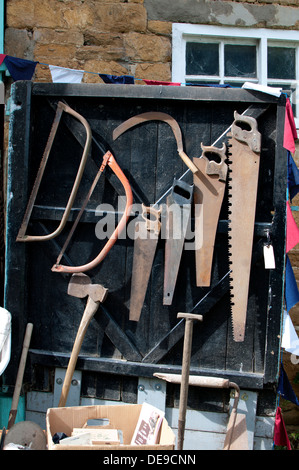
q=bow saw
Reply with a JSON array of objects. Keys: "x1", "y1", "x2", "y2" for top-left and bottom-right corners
[{"x1": 16, "y1": 100, "x2": 133, "y2": 274}]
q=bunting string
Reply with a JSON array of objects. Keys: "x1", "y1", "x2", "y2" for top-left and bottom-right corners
[{"x1": 0, "y1": 54, "x2": 290, "y2": 94}]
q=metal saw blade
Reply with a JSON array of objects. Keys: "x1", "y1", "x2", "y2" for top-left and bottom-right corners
[
  {"x1": 163, "y1": 186, "x2": 193, "y2": 305},
  {"x1": 227, "y1": 113, "x2": 261, "y2": 342},
  {"x1": 129, "y1": 205, "x2": 161, "y2": 321}
]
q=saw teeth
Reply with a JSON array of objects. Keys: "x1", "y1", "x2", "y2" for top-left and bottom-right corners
[{"x1": 226, "y1": 118, "x2": 261, "y2": 342}]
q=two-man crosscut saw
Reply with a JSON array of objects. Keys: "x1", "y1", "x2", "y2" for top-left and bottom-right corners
[
  {"x1": 113, "y1": 112, "x2": 197, "y2": 321},
  {"x1": 227, "y1": 111, "x2": 262, "y2": 342},
  {"x1": 193, "y1": 143, "x2": 227, "y2": 287}
]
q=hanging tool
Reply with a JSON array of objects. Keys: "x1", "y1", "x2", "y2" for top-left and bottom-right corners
[
  {"x1": 16, "y1": 101, "x2": 92, "y2": 242},
  {"x1": 227, "y1": 111, "x2": 261, "y2": 342},
  {"x1": 7, "y1": 323, "x2": 33, "y2": 430},
  {"x1": 58, "y1": 273, "x2": 108, "y2": 407},
  {"x1": 153, "y1": 372, "x2": 248, "y2": 450},
  {"x1": 112, "y1": 111, "x2": 198, "y2": 174},
  {"x1": 176, "y1": 312, "x2": 203, "y2": 450},
  {"x1": 193, "y1": 143, "x2": 228, "y2": 287},
  {"x1": 163, "y1": 178, "x2": 193, "y2": 305},
  {"x1": 129, "y1": 204, "x2": 162, "y2": 322},
  {"x1": 52, "y1": 150, "x2": 133, "y2": 274}
]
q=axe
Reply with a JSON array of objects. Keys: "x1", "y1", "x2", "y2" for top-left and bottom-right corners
[{"x1": 58, "y1": 273, "x2": 108, "y2": 407}]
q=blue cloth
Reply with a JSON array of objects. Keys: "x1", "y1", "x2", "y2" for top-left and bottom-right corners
[
  {"x1": 285, "y1": 255, "x2": 299, "y2": 312},
  {"x1": 4, "y1": 56, "x2": 38, "y2": 81},
  {"x1": 288, "y1": 151, "x2": 299, "y2": 201},
  {"x1": 278, "y1": 363, "x2": 299, "y2": 406},
  {"x1": 99, "y1": 74, "x2": 134, "y2": 84}
]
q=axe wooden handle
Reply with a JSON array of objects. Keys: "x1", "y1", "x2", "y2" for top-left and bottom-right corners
[{"x1": 58, "y1": 297, "x2": 99, "y2": 407}]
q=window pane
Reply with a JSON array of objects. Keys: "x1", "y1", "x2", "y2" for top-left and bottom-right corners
[
  {"x1": 268, "y1": 47, "x2": 296, "y2": 80},
  {"x1": 186, "y1": 42, "x2": 219, "y2": 76},
  {"x1": 224, "y1": 45, "x2": 256, "y2": 78}
]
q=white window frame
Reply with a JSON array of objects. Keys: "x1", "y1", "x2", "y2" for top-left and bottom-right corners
[{"x1": 172, "y1": 23, "x2": 299, "y2": 128}]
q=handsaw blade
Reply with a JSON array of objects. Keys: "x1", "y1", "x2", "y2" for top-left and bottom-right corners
[
  {"x1": 227, "y1": 111, "x2": 261, "y2": 342},
  {"x1": 129, "y1": 204, "x2": 161, "y2": 321},
  {"x1": 193, "y1": 143, "x2": 227, "y2": 287},
  {"x1": 163, "y1": 179, "x2": 193, "y2": 305}
]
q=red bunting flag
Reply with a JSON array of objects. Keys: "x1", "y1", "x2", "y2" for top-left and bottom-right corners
[{"x1": 274, "y1": 406, "x2": 292, "y2": 449}]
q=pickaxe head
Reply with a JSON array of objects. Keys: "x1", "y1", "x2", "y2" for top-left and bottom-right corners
[{"x1": 67, "y1": 273, "x2": 108, "y2": 303}]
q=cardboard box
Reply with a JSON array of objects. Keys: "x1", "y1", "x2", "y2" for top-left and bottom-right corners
[{"x1": 46, "y1": 404, "x2": 176, "y2": 450}]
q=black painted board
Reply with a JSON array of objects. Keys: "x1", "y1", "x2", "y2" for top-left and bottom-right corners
[{"x1": 4, "y1": 82, "x2": 287, "y2": 398}]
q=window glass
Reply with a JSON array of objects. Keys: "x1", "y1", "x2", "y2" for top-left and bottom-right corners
[
  {"x1": 224, "y1": 45, "x2": 256, "y2": 78},
  {"x1": 186, "y1": 42, "x2": 219, "y2": 76},
  {"x1": 268, "y1": 47, "x2": 296, "y2": 80}
]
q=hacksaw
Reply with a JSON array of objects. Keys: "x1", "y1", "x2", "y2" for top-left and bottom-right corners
[
  {"x1": 227, "y1": 111, "x2": 261, "y2": 342},
  {"x1": 193, "y1": 142, "x2": 227, "y2": 287}
]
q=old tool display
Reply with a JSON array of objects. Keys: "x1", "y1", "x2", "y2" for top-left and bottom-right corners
[
  {"x1": 17, "y1": 101, "x2": 92, "y2": 242},
  {"x1": 129, "y1": 204, "x2": 162, "y2": 322},
  {"x1": 193, "y1": 143, "x2": 227, "y2": 287},
  {"x1": 227, "y1": 111, "x2": 262, "y2": 342},
  {"x1": 58, "y1": 273, "x2": 108, "y2": 407},
  {"x1": 52, "y1": 150, "x2": 133, "y2": 274},
  {"x1": 163, "y1": 178, "x2": 193, "y2": 305}
]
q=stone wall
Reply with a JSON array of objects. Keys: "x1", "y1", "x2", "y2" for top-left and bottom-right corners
[{"x1": 4, "y1": 0, "x2": 299, "y2": 84}]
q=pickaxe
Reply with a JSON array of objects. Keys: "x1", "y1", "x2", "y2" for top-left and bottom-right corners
[{"x1": 58, "y1": 273, "x2": 108, "y2": 407}]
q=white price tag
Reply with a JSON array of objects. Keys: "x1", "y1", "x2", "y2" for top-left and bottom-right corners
[{"x1": 263, "y1": 244, "x2": 276, "y2": 269}]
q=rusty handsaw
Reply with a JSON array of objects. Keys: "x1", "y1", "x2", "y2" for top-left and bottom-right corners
[
  {"x1": 112, "y1": 111, "x2": 198, "y2": 174},
  {"x1": 129, "y1": 204, "x2": 162, "y2": 321},
  {"x1": 193, "y1": 142, "x2": 228, "y2": 287},
  {"x1": 163, "y1": 178, "x2": 193, "y2": 305},
  {"x1": 227, "y1": 111, "x2": 261, "y2": 342},
  {"x1": 16, "y1": 101, "x2": 92, "y2": 242}
]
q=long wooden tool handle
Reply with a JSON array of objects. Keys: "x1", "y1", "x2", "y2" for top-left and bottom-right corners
[
  {"x1": 7, "y1": 323, "x2": 33, "y2": 429},
  {"x1": 58, "y1": 297, "x2": 99, "y2": 407}
]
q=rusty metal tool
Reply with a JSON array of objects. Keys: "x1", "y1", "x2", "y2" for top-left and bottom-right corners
[
  {"x1": 112, "y1": 111, "x2": 198, "y2": 174},
  {"x1": 16, "y1": 101, "x2": 92, "y2": 242},
  {"x1": 163, "y1": 178, "x2": 193, "y2": 305},
  {"x1": 7, "y1": 323, "x2": 33, "y2": 430},
  {"x1": 58, "y1": 273, "x2": 108, "y2": 407},
  {"x1": 153, "y1": 372, "x2": 248, "y2": 450},
  {"x1": 193, "y1": 143, "x2": 228, "y2": 287},
  {"x1": 227, "y1": 111, "x2": 261, "y2": 342},
  {"x1": 176, "y1": 312, "x2": 203, "y2": 450},
  {"x1": 52, "y1": 150, "x2": 133, "y2": 274},
  {"x1": 129, "y1": 204, "x2": 162, "y2": 322}
]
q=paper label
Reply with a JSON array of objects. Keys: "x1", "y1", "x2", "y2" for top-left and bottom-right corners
[{"x1": 263, "y1": 244, "x2": 276, "y2": 269}]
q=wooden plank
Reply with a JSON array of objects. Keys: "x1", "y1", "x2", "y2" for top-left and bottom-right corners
[
  {"x1": 31, "y1": 83, "x2": 283, "y2": 105},
  {"x1": 28, "y1": 349, "x2": 265, "y2": 389}
]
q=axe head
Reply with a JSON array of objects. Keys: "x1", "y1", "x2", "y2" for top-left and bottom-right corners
[{"x1": 67, "y1": 273, "x2": 108, "y2": 303}]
